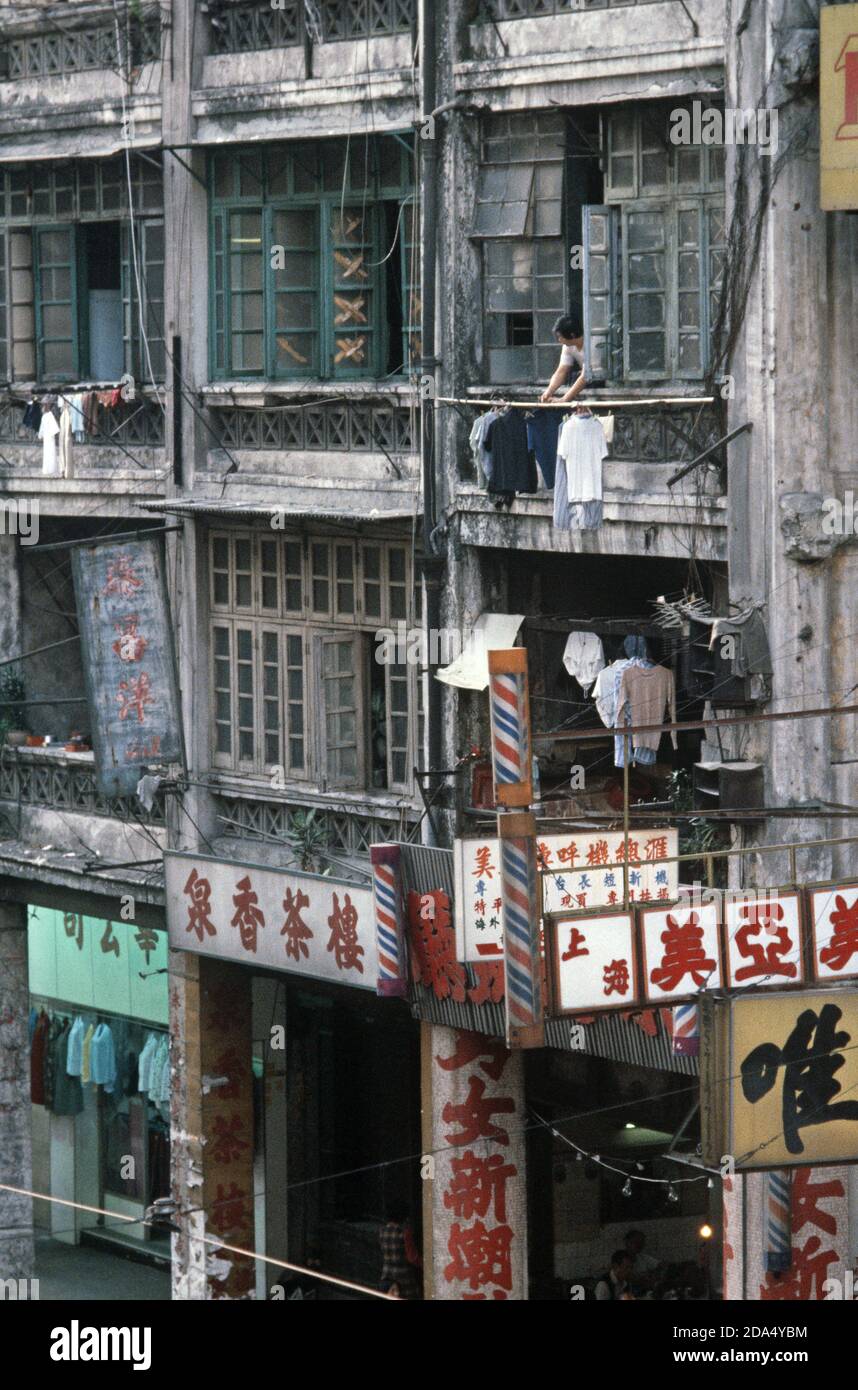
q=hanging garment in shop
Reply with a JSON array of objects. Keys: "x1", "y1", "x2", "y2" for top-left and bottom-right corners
[
  {"x1": 38, "y1": 408, "x2": 60, "y2": 476},
  {"x1": 137, "y1": 1031, "x2": 160, "y2": 1094},
  {"x1": 469, "y1": 409, "x2": 500, "y2": 484},
  {"x1": 561, "y1": 631, "x2": 606, "y2": 693},
  {"x1": 43, "y1": 1014, "x2": 68, "y2": 1111},
  {"x1": 148, "y1": 1035, "x2": 171, "y2": 1104},
  {"x1": 66, "y1": 1014, "x2": 86, "y2": 1076},
  {"x1": 81, "y1": 1022, "x2": 95, "y2": 1085},
  {"x1": 52, "y1": 1021, "x2": 84, "y2": 1118},
  {"x1": 483, "y1": 409, "x2": 538, "y2": 495},
  {"x1": 525, "y1": 410, "x2": 561, "y2": 489},
  {"x1": 617, "y1": 663, "x2": 678, "y2": 758},
  {"x1": 30, "y1": 1009, "x2": 50, "y2": 1105},
  {"x1": 554, "y1": 413, "x2": 608, "y2": 530},
  {"x1": 90, "y1": 1022, "x2": 117, "y2": 1091}
]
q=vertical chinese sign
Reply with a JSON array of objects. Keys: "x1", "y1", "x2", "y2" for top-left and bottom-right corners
[
  {"x1": 71, "y1": 536, "x2": 184, "y2": 797},
  {"x1": 429, "y1": 1026, "x2": 527, "y2": 1300},
  {"x1": 821, "y1": 4, "x2": 858, "y2": 210}
]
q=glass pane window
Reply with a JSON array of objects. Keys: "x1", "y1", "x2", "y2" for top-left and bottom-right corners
[
  {"x1": 213, "y1": 625, "x2": 232, "y2": 757},
  {"x1": 284, "y1": 540, "x2": 303, "y2": 614},
  {"x1": 363, "y1": 544, "x2": 383, "y2": 621},
  {"x1": 261, "y1": 628, "x2": 281, "y2": 767},
  {"x1": 285, "y1": 632, "x2": 305, "y2": 773},
  {"x1": 229, "y1": 210, "x2": 264, "y2": 373},
  {"x1": 236, "y1": 626, "x2": 256, "y2": 762},
  {"x1": 260, "y1": 538, "x2": 280, "y2": 612},
  {"x1": 233, "y1": 535, "x2": 253, "y2": 609},
  {"x1": 272, "y1": 206, "x2": 319, "y2": 374},
  {"x1": 211, "y1": 534, "x2": 230, "y2": 608},
  {"x1": 311, "y1": 541, "x2": 331, "y2": 616},
  {"x1": 321, "y1": 637, "x2": 360, "y2": 785},
  {"x1": 625, "y1": 207, "x2": 667, "y2": 376},
  {"x1": 388, "y1": 547, "x2": 408, "y2": 622},
  {"x1": 331, "y1": 206, "x2": 374, "y2": 375}
]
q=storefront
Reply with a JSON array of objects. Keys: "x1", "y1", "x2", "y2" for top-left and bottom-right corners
[{"x1": 27, "y1": 905, "x2": 170, "y2": 1266}]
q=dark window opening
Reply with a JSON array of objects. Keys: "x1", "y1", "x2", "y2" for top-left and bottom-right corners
[
  {"x1": 82, "y1": 222, "x2": 123, "y2": 381},
  {"x1": 506, "y1": 312, "x2": 534, "y2": 346},
  {"x1": 383, "y1": 201, "x2": 405, "y2": 376}
]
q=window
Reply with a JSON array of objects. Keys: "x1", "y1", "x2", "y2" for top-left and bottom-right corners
[
  {"x1": 0, "y1": 157, "x2": 165, "y2": 385},
  {"x1": 474, "y1": 112, "x2": 566, "y2": 382},
  {"x1": 0, "y1": 230, "x2": 6, "y2": 382},
  {"x1": 209, "y1": 530, "x2": 416, "y2": 794},
  {"x1": 209, "y1": 139, "x2": 417, "y2": 381},
  {"x1": 582, "y1": 105, "x2": 725, "y2": 383}
]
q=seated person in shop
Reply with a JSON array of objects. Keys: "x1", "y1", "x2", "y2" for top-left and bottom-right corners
[
  {"x1": 623, "y1": 1227, "x2": 662, "y2": 1294},
  {"x1": 593, "y1": 1249, "x2": 635, "y2": 1301},
  {"x1": 540, "y1": 315, "x2": 588, "y2": 404}
]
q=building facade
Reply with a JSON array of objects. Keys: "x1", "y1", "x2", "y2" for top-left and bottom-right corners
[{"x1": 1, "y1": 0, "x2": 857, "y2": 1300}]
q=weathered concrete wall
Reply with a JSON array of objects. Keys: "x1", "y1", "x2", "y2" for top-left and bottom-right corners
[{"x1": 0, "y1": 899, "x2": 34, "y2": 1284}]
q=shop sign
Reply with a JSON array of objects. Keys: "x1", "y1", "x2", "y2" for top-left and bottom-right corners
[
  {"x1": 701, "y1": 989, "x2": 858, "y2": 1170},
  {"x1": 549, "y1": 910, "x2": 639, "y2": 1014},
  {"x1": 808, "y1": 882, "x2": 858, "y2": 983},
  {"x1": 639, "y1": 900, "x2": 723, "y2": 1005},
  {"x1": 430, "y1": 1028, "x2": 528, "y2": 1300},
  {"x1": 821, "y1": 4, "x2": 858, "y2": 210},
  {"x1": 72, "y1": 536, "x2": 184, "y2": 796},
  {"x1": 454, "y1": 827, "x2": 677, "y2": 962},
  {"x1": 164, "y1": 851, "x2": 376, "y2": 991},
  {"x1": 722, "y1": 891, "x2": 804, "y2": 989},
  {"x1": 28, "y1": 905, "x2": 167, "y2": 1025}
]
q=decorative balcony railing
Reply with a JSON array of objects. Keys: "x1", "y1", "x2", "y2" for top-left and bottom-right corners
[
  {"x1": 0, "y1": 752, "x2": 166, "y2": 826},
  {"x1": 0, "y1": 399, "x2": 166, "y2": 450},
  {"x1": 2, "y1": 17, "x2": 162, "y2": 80},
  {"x1": 480, "y1": 0, "x2": 668, "y2": 19},
  {"x1": 206, "y1": 0, "x2": 415, "y2": 54},
  {"x1": 214, "y1": 401, "x2": 415, "y2": 453},
  {"x1": 216, "y1": 794, "x2": 414, "y2": 854}
]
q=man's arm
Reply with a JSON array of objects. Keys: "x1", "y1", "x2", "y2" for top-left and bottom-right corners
[
  {"x1": 560, "y1": 367, "x2": 587, "y2": 402},
  {"x1": 540, "y1": 362, "x2": 570, "y2": 403}
]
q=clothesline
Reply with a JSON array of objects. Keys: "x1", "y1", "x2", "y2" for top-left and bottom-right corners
[{"x1": 439, "y1": 395, "x2": 714, "y2": 410}]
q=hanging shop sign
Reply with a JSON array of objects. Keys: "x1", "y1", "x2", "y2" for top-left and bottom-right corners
[
  {"x1": 701, "y1": 989, "x2": 858, "y2": 1170},
  {"x1": 549, "y1": 910, "x2": 639, "y2": 1014},
  {"x1": 28, "y1": 905, "x2": 168, "y2": 1025},
  {"x1": 454, "y1": 827, "x2": 677, "y2": 961},
  {"x1": 429, "y1": 1027, "x2": 528, "y2": 1301},
  {"x1": 639, "y1": 900, "x2": 723, "y2": 1005},
  {"x1": 722, "y1": 891, "x2": 805, "y2": 989},
  {"x1": 808, "y1": 882, "x2": 858, "y2": 983},
  {"x1": 164, "y1": 851, "x2": 377, "y2": 991},
  {"x1": 820, "y1": 4, "x2": 858, "y2": 210},
  {"x1": 71, "y1": 536, "x2": 185, "y2": 797}
]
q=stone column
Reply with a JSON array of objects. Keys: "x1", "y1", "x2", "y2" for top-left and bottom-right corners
[
  {"x1": 0, "y1": 899, "x2": 34, "y2": 1283},
  {"x1": 170, "y1": 952, "x2": 255, "y2": 1299}
]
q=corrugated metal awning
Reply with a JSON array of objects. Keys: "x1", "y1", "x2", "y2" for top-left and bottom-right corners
[{"x1": 141, "y1": 499, "x2": 420, "y2": 526}]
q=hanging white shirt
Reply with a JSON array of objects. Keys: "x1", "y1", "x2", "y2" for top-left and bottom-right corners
[
  {"x1": 38, "y1": 409, "x2": 60, "y2": 476},
  {"x1": 562, "y1": 632, "x2": 605, "y2": 693},
  {"x1": 557, "y1": 414, "x2": 608, "y2": 501}
]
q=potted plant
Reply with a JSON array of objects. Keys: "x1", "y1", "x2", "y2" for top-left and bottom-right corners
[{"x1": 0, "y1": 667, "x2": 28, "y2": 747}]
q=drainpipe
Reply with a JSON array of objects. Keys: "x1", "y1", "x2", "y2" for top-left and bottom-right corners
[{"x1": 418, "y1": 0, "x2": 444, "y2": 841}]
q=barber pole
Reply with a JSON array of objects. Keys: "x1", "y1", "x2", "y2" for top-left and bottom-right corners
[
  {"x1": 488, "y1": 649, "x2": 532, "y2": 807},
  {"x1": 671, "y1": 1002, "x2": 699, "y2": 1056},
  {"x1": 499, "y1": 812, "x2": 543, "y2": 1044},
  {"x1": 370, "y1": 844, "x2": 407, "y2": 998},
  {"x1": 765, "y1": 1170, "x2": 792, "y2": 1273}
]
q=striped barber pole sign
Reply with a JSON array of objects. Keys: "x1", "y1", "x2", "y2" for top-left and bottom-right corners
[
  {"x1": 370, "y1": 844, "x2": 408, "y2": 998},
  {"x1": 765, "y1": 1170, "x2": 792, "y2": 1273},
  {"x1": 488, "y1": 649, "x2": 532, "y2": 808},
  {"x1": 671, "y1": 1002, "x2": 700, "y2": 1056},
  {"x1": 499, "y1": 812, "x2": 543, "y2": 1041}
]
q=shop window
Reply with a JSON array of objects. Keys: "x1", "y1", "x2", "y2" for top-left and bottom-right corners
[
  {"x1": 209, "y1": 139, "x2": 417, "y2": 381},
  {"x1": 209, "y1": 530, "x2": 415, "y2": 793},
  {"x1": 583, "y1": 105, "x2": 726, "y2": 384}
]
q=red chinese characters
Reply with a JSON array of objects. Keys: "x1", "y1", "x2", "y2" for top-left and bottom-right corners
[
  {"x1": 724, "y1": 894, "x2": 802, "y2": 988},
  {"x1": 230, "y1": 875, "x2": 265, "y2": 953},
  {"x1": 112, "y1": 615, "x2": 148, "y2": 663},
  {"x1": 642, "y1": 905, "x2": 720, "y2": 1000},
  {"x1": 436, "y1": 1031, "x2": 520, "y2": 1301},
  {"x1": 812, "y1": 888, "x2": 858, "y2": 980},
  {"x1": 281, "y1": 886, "x2": 313, "y2": 962},
  {"x1": 821, "y1": 896, "x2": 858, "y2": 972},
  {"x1": 760, "y1": 1168, "x2": 847, "y2": 1301},
  {"x1": 327, "y1": 891, "x2": 364, "y2": 973},
  {"x1": 117, "y1": 672, "x2": 154, "y2": 724},
  {"x1": 408, "y1": 890, "x2": 467, "y2": 1003},
  {"x1": 183, "y1": 868, "x2": 217, "y2": 942},
  {"x1": 102, "y1": 553, "x2": 143, "y2": 599}
]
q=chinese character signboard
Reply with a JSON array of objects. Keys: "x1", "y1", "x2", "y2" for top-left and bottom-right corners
[
  {"x1": 429, "y1": 1026, "x2": 527, "y2": 1300},
  {"x1": 701, "y1": 990, "x2": 858, "y2": 1170},
  {"x1": 71, "y1": 536, "x2": 184, "y2": 796},
  {"x1": 165, "y1": 851, "x2": 376, "y2": 990},
  {"x1": 549, "y1": 910, "x2": 639, "y2": 1014},
  {"x1": 821, "y1": 4, "x2": 858, "y2": 210},
  {"x1": 723, "y1": 892, "x2": 805, "y2": 989},
  {"x1": 636, "y1": 900, "x2": 723, "y2": 1005},
  {"x1": 808, "y1": 883, "x2": 858, "y2": 982},
  {"x1": 454, "y1": 827, "x2": 677, "y2": 961}
]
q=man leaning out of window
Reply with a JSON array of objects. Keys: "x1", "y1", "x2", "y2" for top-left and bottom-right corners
[{"x1": 540, "y1": 315, "x2": 587, "y2": 404}]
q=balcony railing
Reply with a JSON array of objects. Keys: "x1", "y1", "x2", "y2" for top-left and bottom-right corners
[
  {"x1": 206, "y1": 0, "x2": 416, "y2": 54},
  {"x1": 2, "y1": 17, "x2": 162, "y2": 80},
  {"x1": 0, "y1": 399, "x2": 166, "y2": 450},
  {"x1": 479, "y1": 0, "x2": 667, "y2": 18},
  {"x1": 214, "y1": 401, "x2": 415, "y2": 453},
  {"x1": 216, "y1": 793, "x2": 414, "y2": 854},
  {"x1": 0, "y1": 750, "x2": 166, "y2": 826}
]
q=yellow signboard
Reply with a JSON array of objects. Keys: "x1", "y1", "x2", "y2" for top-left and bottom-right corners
[
  {"x1": 821, "y1": 4, "x2": 858, "y2": 209},
  {"x1": 701, "y1": 989, "x2": 858, "y2": 1170}
]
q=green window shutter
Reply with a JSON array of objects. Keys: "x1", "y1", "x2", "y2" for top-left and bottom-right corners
[
  {"x1": 34, "y1": 224, "x2": 80, "y2": 382},
  {"x1": 121, "y1": 219, "x2": 166, "y2": 383},
  {"x1": 675, "y1": 201, "x2": 706, "y2": 380},
  {"x1": 622, "y1": 203, "x2": 668, "y2": 380},
  {"x1": 582, "y1": 205, "x2": 621, "y2": 384},
  {"x1": 270, "y1": 204, "x2": 320, "y2": 378},
  {"x1": 212, "y1": 208, "x2": 227, "y2": 377},
  {"x1": 0, "y1": 230, "x2": 7, "y2": 383},
  {"x1": 328, "y1": 200, "x2": 379, "y2": 379}
]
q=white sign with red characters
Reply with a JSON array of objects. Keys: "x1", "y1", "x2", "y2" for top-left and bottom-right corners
[
  {"x1": 639, "y1": 901, "x2": 723, "y2": 1004},
  {"x1": 722, "y1": 891, "x2": 804, "y2": 989},
  {"x1": 550, "y1": 911, "x2": 639, "y2": 1014},
  {"x1": 165, "y1": 851, "x2": 376, "y2": 990},
  {"x1": 809, "y1": 883, "x2": 858, "y2": 982},
  {"x1": 454, "y1": 828, "x2": 677, "y2": 962}
]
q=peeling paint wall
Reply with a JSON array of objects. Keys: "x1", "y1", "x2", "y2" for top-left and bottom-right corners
[{"x1": 0, "y1": 900, "x2": 34, "y2": 1282}]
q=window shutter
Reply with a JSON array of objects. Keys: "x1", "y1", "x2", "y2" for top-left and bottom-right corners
[
  {"x1": 582, "y1": 205, "x2": 621, "y2": 384},
  {"x1": 121, "y1": 219, "x2": 166, "y2": 382},
  {"x1": 34, "y1": 225, "x2": 79, "y2": 382},
  {"x1": 315, "y1": 633, "x2": 365, "y2": 791}
]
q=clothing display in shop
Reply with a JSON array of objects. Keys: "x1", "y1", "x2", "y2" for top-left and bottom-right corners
[
  {"x1": 137, "y1": 1030, "x2": 160, "y2": 1093},
  {"x1": 482, "y1": 408, "x2": 538, "y2": 497},
  {"x1": 90, "y1": 1022, "x2": 117, "y2": 1091},
  {"x1": 52, "y1": 1020, "x2": 84, "y2": 1117},
  {"x1": 525, "y1": 410, "x2": 561, "y2": 489},
  {"x1": 38, "y1": 408, "x2": 60, "y2": 476},
  {"x1": 709, "y1": 606, "x2": 772, "y2": 676},
  {"x1": 617, "y1": 662, "x2": 678, "y2": 760},
  {"x1": 146, "y1": 1034, "x2": 171, "y2": 1105},
  {"x1": 81, "y1": 1022, "x2": 95, "y2": 1085},
  {"x1": 554, "y1": 411, "x2": 608, "y2": 530},
  {"x1": 66, "y1": 1014, "x2": 86, "y2": 1076},
  {"x1": 562, "y1": 631, "x2": 605, "y2": 692},
  {"x1": 30, "y1": 1009, "x2": 50, "y2": 1105}
]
